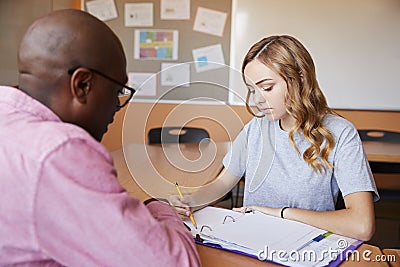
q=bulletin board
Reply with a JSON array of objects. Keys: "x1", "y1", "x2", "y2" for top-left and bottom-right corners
[
  {"x1": 82, "y1": 0, "x2": 232, "y2": 102},
  {"x1": 229, "y1": 0, "x2": 400, "y2": 111},
  {"x1": 0, "y1": 0, "x2": 73, "y2": 86}
]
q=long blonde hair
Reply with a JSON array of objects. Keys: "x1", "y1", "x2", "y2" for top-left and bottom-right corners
[{"x1": 242, "y1": 35, "x2": 335, "y2": 174}]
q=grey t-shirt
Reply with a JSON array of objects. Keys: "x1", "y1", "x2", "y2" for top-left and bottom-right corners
[{"x1": 223, "y1": 114, "x2": 379, "y2": 211}]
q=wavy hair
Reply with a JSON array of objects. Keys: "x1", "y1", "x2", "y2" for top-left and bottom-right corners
[{"x1": 242, "y1": 35, "x2": 335, "y2": 174}]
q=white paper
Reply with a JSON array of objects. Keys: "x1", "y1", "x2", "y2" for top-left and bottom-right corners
[
  {"x1": 127, "y1": 72, "x2": 157, "y2": 96},
  {"x1": 185, "y1": 206, "x2": 245, "y2": 235},
  {"x1": 125, "y1": 3, "x2": 153, "y2": 27},
  {"x1": 188, "y1": 207, "x2": 361, "y2": 267},
  {"x1": 86, "y1": 0, "x2": 118, "y2": 21},
  {"x1": 206, "y1": 212, "x2": 323, "y2": 252},
  {"x1": 192, "y1": 44, "x2": 225, "y2": 72},
  {"x1": 161, "y1": 0, "x2": 190, "y2": 20},
  {"x1": 193, "y1": 7, "x2": 227, "y2": 37},
  {"x1": 161, "y1": 63, "x2": 190, "y2": 87},
  {"x1": 134, "y1": 30, "x2": 179, "y2": 60}
]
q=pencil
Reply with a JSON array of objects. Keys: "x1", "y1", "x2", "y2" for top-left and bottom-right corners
[{"x1": 175, "y1": 182, "x2": 197, "y2": 229}]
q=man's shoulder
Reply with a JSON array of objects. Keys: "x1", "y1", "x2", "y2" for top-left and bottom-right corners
[{"x1": 39, "y1": 121, "x2": 108, "y2": 158}]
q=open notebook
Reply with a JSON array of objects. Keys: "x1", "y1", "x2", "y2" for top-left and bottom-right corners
[{"x1": 184, "y1": 207, "x2": 362, "y2": 267}]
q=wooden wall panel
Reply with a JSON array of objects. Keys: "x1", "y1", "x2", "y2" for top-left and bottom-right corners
[{"x1": 101, "y1": 103, "x2": 400, "y2": 151}]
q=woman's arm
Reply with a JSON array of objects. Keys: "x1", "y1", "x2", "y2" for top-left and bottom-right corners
[{"x1": 235, "y1": 191, "x2": 375, "y2": 241}]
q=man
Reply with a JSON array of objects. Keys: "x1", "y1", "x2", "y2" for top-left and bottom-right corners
[{"x1": 0, "y1": 9, "x2": 200, "y2": 266}]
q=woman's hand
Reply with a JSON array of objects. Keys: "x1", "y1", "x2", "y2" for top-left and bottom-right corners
[
  {"x1": 168, "y1": 194, "x2": 193, "y2": 220},
  {"x1": 233, "y1": 206, "x2": 255, "y2": 213},
  {"x1": 233, "y1": 205, "x2": 282, "y2": 217}
]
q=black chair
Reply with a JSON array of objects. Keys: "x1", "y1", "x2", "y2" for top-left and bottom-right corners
[
  {"x1": 358, "y1": 129, "x2": 400, "y2": 143},
  {"x1": 148, "y1": 127, "x2": 210, "y2": 144},
  {"x1": 335, "y1": 191, "x2": 345, "y2": 210},
  {"x1": 147, "y1": 126, "x2": 234, "y2": 208},
  {"x1": 234, "y1": 177, "x2": 245, "y2": 207}
]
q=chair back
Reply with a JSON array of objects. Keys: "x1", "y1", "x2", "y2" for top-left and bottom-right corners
[
  {"x1": 358, "y1": 129, "x2": 400, "y2": 143},
  {"x1": 335, "y1": 191, "x2": 345, "y2": 210},
  {"x1": 148, "y1": 127, "x2": 210, "y2": 144}
]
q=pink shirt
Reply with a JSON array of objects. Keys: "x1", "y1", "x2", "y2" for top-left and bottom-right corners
[{"x1": 0, "y1": 86, "x2": 200, "y2": 266}]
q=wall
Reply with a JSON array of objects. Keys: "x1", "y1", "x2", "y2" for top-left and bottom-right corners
[
  {"x1": 82, "y1": 0, "x2": 232, "y2": 102},
  {"x1": 102, "y1": 102, "x2": 400, "y2": 150},
  {"x1": 230, "y1": 0, "x2": 400, "y2": 110},
  {"x1": 0, "y1": 0, "x2": 80, "y2": 85}
]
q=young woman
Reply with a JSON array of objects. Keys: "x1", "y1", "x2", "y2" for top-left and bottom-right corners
[{"x1": 220, "y1": 35, "x2": 379, "y2": 241}]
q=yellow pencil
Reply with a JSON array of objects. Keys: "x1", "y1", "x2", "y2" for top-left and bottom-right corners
[{"x1": 175, "y1": 182, "x2": 197, "y2": 229}]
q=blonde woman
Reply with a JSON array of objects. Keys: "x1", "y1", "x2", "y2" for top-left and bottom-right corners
[{"x1": 220, "y1": 35, "x2": 378, "y2": 241}]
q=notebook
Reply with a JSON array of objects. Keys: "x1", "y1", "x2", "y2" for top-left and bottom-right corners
[{"x1": 184, "y1": 207, "x2": 362, "y2": 267}]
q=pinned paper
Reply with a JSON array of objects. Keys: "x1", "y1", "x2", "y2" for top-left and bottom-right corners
[
  {"x1": 86, "y1": 0, "x2": 118, "y2": 21},
  {"x1": 193, "y1": 7, "x2": 227, "y2": 37},
  {"x1": 192, "y1": 44, "x2": 225, "y2": 72},
  {"x1": 161, "y1": 0, "x2": 190, "y2": 20},
  {"x1": 161, "y1": 63, "x2": 190, "y2": 87},
  {"x1": 125, "y1": 3, "x2": 153, "y2": 27},
  {"x1": 127, "y1": 72, "x2": 157, "y2": 96},
  {"x1": 134, "y1": 30, "x2": 179, "y2": 60}
]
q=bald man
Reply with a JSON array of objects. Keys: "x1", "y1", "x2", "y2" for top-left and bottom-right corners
[{"x1": 0, "y1": 9, "x2": 200, "y2": 266}]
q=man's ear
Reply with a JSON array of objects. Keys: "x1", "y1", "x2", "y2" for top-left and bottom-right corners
[{"x1": 69, "y1": 68, "x2": 92, "y2": 104}]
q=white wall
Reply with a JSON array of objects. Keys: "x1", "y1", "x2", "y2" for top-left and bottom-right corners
[{"x1": 229, "y1": 0, "x2": 400, "y2": 110}]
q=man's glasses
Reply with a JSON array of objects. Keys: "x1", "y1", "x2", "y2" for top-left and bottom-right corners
[{"x1": 67, "y1": 67, "x2": 135, "y2": 108}]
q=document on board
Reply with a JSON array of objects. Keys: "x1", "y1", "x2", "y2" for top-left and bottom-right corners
[
  {"x1": 86, "y1": 0, "x2": 118, "y2": 22},
  {"x1": 134, "y1": 29, "x2": 179, "y2": 60},
  {"x1": 124, "y1": 3, "x2": 153, "y2": 27},
  {"x1": 185, "y1": 207, "x2": 362, "y2": 267},
  {"x1": 193, "y1": 7, "x2": 227, "y2": 37},
  {"x1": 161, "y1": 0, "x2": 190, "y2": 20},
  {"x1": 192, "y1": 44, "x2": 225, "y2": 73},
  {"x1": 127, "y1": 72, "x2": 157, "y2": 96},
  {"x1": 161, "y1": 63, "x2": 190, "y2": 87}
]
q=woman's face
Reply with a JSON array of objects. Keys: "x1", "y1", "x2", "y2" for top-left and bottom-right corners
[{"x1": 244, "y1": 59, "x2": 295, "y2": 129}]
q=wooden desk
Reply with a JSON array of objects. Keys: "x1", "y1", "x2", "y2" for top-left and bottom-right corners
[
  {"x1": 382, "y1": 249, "x2": 400, "y2": 267},
  {"x1": 111, "y1": 142, "x2": 389, "y2": 267},
  {"x1": 363, "y1": 141, "x2": 400, "y2": 163},
  {"x1": 112, "y1": 141, "x2": 400, "y2": 195},
  {"x1": 362, "y1": 141, "x2": 400, "y2": 190},
  {"x1": 111, "y1": 142, "x2": 230, "y2": 201},
  {"x1": 197, "y1": 243, "x2": 389, "y2": 266}
]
